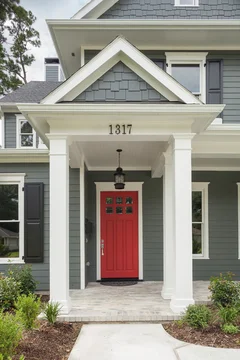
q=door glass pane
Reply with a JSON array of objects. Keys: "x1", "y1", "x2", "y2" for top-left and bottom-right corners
[
  {"x1": 0, "y1": 185, "x2": 18, "y2": 220},
  {"x1": 126, "y1": 207, "x2": 133, "y2": 214},
  {"x1": 116, "y1": 207, "x2": 123, "y2": 214},
  {"x1": 116, "y1": 197, "x2": 123, "y2": 204},
  {"x1": 192, "y1": 224, "x2": 202, "y2": 254},
  {"x1": 192, "y1": 191, "x2": 202, "y2": 222},
  {"x1": 126, "y1": 197, "x2": 133, "y2": 204},
  {"x1": 106, "y1": 207, "x2": 113, "y2": 214},
  {"x1": 20, "y1": 120, "x2": 33, "y2": 134},
  {"x1": 171, "y1": 64, "x2": 200, "y2": 93},
  {"x1": 106, "y1": 197, "x2": 113, "y2": 204},
  {"x1": 21, "y1": 135, "x2": 33, "y2": 147},
  {"x1": 0, "y1": 222, "x2": 19, "y2": 258}
]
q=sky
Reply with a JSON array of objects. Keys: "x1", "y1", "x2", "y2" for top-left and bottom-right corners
[
  {"x1": 21, "y1": 0, "x2": 89, "y2": 81},
  {"x1": 0, "y1": 0, "x2": 89, "y2": 146}
]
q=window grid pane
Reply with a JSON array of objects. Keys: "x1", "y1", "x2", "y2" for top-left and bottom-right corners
[
  {"x1": 0, "y1": 221, "x2": 19, "y2": 258},
  {"x1": 0, "y1": 185, "x2": 19, "y2": 221},
  {"x1": 171, "y1": 64, "x2": 200, "y2": 93}
]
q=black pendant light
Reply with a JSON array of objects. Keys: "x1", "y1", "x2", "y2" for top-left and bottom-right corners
[{"x1": 114, "y1": 149, "x2": 125, "y2": 190}]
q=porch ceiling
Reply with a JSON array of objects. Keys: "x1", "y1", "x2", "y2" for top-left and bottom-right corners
[{"x1": 73, "y1": 141, "x2": 166, "y2": 170}]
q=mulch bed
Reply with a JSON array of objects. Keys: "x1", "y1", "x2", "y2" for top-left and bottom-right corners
[
  {"x1": 13, "y1": 321, "x2": 82, "y2": 360},
  {"x1": 164, "y1": 322, "x2": 240, "y2": 349}
]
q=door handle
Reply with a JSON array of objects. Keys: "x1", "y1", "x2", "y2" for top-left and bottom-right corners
[{"x1": 101, "y1": 239, "x2": 104, "y2": 256}]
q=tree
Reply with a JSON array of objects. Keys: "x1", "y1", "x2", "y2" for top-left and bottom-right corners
[{"x1": 0, "y1": 0, "x2": 41, "y2": 95}]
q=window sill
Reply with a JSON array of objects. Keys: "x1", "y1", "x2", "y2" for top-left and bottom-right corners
[
  {"x1": 0, "y1": 259, "x2": 25, "y2": 265},
  {"x1": 193, "y1": 256, "x2": 209, "y2": 260},
  {"x1": 174, "y1": 5, "x2": 199, "y2": 7}
]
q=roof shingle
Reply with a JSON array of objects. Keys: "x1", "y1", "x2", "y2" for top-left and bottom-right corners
[{"x1": 0, "y1": 81, "x2": 62, "y2": 103}]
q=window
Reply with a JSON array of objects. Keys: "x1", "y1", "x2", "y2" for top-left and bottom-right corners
[
  {"x1": 0, "y1": 174, "x2": 25, "y2": 263},
  {"x1": 16, "y1": 115, "x2": 36, "y2": 148},
  {"x1": 165, "y1": 52, "x2": 208, "y2": 102},
  {"x1": 192, "y1": 183, "x2": 209, "y2": 259},
  {"x1": 175, "y1": 0, "x2": 199, "y2": 6}
]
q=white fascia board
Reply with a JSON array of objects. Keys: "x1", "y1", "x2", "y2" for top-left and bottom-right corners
[
  {"x1": 41, "y1": 36, "x2": 201, "y2": 105},
  {"x1": 71, "y1": 0, "x2": 119, "y2": 19}
]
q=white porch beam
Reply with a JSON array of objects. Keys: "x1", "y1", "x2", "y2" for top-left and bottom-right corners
[
  {"x1": 170, "y1": 134, "x2": 195, "y2": 313},
  {"x1": 161, "y1": 150, "x2": 174, "y2": 299},
  {"x1": 48, "y1": 134, "x2": 71, "y2": 314}
]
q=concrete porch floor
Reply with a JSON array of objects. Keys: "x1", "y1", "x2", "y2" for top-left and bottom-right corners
[{"x1": 58, "y1": 281, "x2": 211, "y2": 322}]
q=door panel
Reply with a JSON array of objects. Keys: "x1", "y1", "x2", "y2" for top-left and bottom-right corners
[{"x1": 101, "y1": 191, "x2": 138, "y2": 279}]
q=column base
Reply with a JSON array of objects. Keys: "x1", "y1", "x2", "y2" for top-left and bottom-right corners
[
  {"x1": 170, "y1": 297, "x2": 194, "y2": 314},
  {"x1": 50, "y1": 297, "x2": 72, "y2": 315},
  {"x1": 161, "y1": 286, "x2": 174, "y2": 300}
]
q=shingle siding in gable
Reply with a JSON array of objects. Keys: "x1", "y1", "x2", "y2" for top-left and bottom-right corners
[
  {"x1": 4, "y1": 113, "x2": 16, "y2": 148},
  {"x1": 74, "y1": 62, "x2": 166, "y2": 102},
  {"x1": 100, "y1": 0, "x2": 240, "y2": 19}
]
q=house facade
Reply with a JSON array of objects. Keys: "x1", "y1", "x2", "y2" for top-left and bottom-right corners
[{"x1": 0, "y1": 0, "x2": 240, "y2": 314}]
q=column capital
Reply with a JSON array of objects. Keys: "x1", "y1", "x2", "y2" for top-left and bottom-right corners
[{"x1": 169, "y1": 133, "x2": 196, "y2": 151}]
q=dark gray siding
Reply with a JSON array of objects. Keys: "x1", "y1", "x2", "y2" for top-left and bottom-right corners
[
  {"x1": 0, "y1": 164, "x2": 80, "y2": 290},
  {"x1": 86, "y1": 171, "x2": 163, "y2": 282},
  {"x1": 207, "y1": 52, "x2": 240, "y2": 124},
  {"x1": 192, "y1": 171, "x2": 240, "y2": 280},
  {"x1": 100, "y1": 0, "x2": 240, "y2": 19},
  {"x1": 69, "y1": 168, "x2": 80, "y2": 289},
  {"x1": 74, "y1": 62, "x2": 166, "y2": 102},
  {"x1": 4, "y1": 113, "x2": 16, "y2": 148},
  {"x1": 45, "y1": 65, "x2": 59, "y2": 82}
]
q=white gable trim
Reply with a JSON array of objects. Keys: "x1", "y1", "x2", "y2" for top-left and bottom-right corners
[
  {"x1": 41, "y1": 36, "x2": 201, "y2": 105},
  {"x1": 71, "y1": 0, "x2": 119, "y2": 19}
]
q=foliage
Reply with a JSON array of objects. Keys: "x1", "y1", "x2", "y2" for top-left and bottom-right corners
[
  {"x1": 0, "y1": 244, "x2": 10, "y2": 257},
  {"x1": 43, "y1": 302, "x2": 62, "y2": 325},
  {"x1": 209, "y1": 273, "x2": 240, "y2": 308},
  {"x1": 0, "y1": 0, "x2": 41, "y2": 95},
  {"x1": 7, "y1": 265, "x2": 37, "y2": 295},
  {"x1": 0, "y1": 355, "x2": 24, "y2": 360},
  {"x1": 0, "y1": 311, "x2": 23, "y2": 359},
  {"x1": 218, "y1": 305, "x2": 239, "y2": 325},
  {"x1": 15, "y1": 294, "x2": 41, "y2": 330},
  {"x1": 221, "y1": 323, "x2": 239, "y2": 334},
  {"x1": 183, "y1": 304, "x2": 212, "y2": 329},
  {"x1": 0, "y1": 276, "x2": 20, "y2": 310}
]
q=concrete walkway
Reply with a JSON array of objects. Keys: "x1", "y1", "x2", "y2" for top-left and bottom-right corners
[{"x1": 69, "y1": 324, "x2": 240, "y2": 360}]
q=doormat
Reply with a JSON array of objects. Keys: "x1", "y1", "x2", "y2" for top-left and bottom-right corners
[{"x1": 100, "y1": 281, "x2": 138, "y2": 286}]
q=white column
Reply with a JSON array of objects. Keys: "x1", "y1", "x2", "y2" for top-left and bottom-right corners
[
  {"x1": 49, "y1": 135, "x2": 71, "y2": 314},
  {"x1": 170, "y1": 134, "x2": 195, "y2": 314},
  {"x1": 161, "y1": 151, "x2": 174, "y2": 299}
]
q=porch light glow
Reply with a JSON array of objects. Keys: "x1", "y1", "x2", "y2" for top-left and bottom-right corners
[{"x1": 114, "y1": 149, "x2": 125, "y2": 190}]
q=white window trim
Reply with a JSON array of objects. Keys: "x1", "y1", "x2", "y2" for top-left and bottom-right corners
[
  {"x1": 165, "y1": 52, "x2": 208, "y2": 103},
  {"x1": 192, "y1": 182, "x2": 210, "y2": 259},
  {"x1": 95, "y1": 182, "x2": 144, "y2": 281},
  {"x1": 0, "y1": 173, "x2": 25, "y2": 264},
  {"x1": 16, "y1": 115, "x2": 37, "y2": 149},
  {"x1": 175, "y1": 0, "x2": 199, "y2": 6}
]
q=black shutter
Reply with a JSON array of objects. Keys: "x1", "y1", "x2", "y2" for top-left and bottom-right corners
[
  {"x1": 24, "y1": 183, "x2": 44, "y2": 263},
  {"x1": 206, "y1": 59, "x2": 223, "y2": 105},
  {"x1": 153, "y1": 60, "x2": 165, "y2": 71}
]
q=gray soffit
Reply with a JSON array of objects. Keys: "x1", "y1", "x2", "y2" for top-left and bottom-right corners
[{"x1": 0, "y1": 81, "x2": 62, "y2": 104}]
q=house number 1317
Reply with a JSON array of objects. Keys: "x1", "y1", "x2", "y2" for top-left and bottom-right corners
[{"x1": 109, "y1": 124, "x2": 132, "y2": 135}]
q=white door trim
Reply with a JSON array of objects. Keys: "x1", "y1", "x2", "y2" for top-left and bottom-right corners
[{"x1": 95, "y1": 182, "x2": 144, "y2": 281}]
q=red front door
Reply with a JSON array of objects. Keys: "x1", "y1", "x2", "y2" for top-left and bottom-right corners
[{"x1": 101, "y1": 191, "x2": 139, "y2": 279}]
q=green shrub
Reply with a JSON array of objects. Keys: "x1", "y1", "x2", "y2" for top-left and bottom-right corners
[
  {"x1": 183, "y1": 304, "x2": 212, "y2": 329},
  {"x1": 218, "y1": 305, "x2": 239, "y2": 325},
  {"x1": 0, "y1": 276, "x2": 20, "y2": 310},
  {"x1": 0, "y1": 356, "x2": 24, "y2": 360},
  {"x1": 43, "y1": 302, "x2": 62, "y2": 324},
  {"x1": 15, "y1": 294, "x2": 41, "y2": 330},
  {"x1": 7, "y1": 265, "x2": 37, "y2": 295},
  {"x1": 0, "y1": 311, "x2": 23, "y2": 359},
  {"x1": 221, "y1": 323, "x2": 239, "y2": 334},
  {"x1": 209, "y1": 272, "x2": 240, "y2": 308}
]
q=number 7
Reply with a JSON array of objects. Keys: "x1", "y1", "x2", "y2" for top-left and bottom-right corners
[{"x1": 127, "y1": 125, "x2": 132, "y2": 134}]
